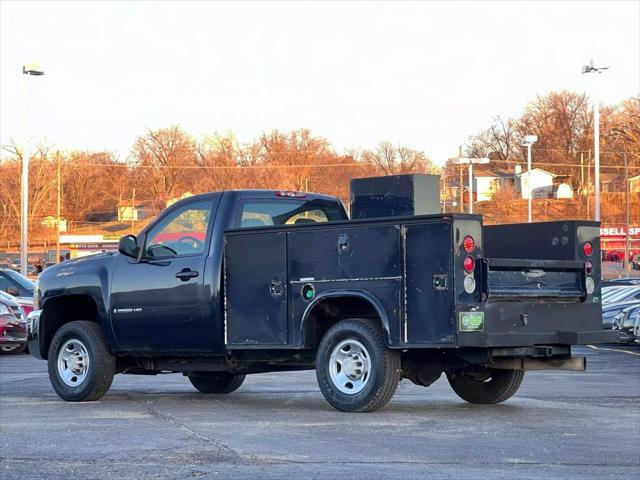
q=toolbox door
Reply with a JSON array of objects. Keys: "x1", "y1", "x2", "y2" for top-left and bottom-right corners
[
  {"x1": 225, "y1": 232, "x2": 288, "y2": 346},
  {"x1": 405, "y1": 222, "x2": 455, "y2": 344}
]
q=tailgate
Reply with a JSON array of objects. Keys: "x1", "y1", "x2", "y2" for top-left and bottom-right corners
[{"x1": 479, "y1": 258, "x2": 587, "y2": 301}]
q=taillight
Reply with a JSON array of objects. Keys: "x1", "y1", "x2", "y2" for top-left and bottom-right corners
[
  {"x1": 585, "y1": 260, "x2": 593, "y2": 274},
  {"x1": 463, "y1": 235, "x2": 475, "y2": 253},
  {"x1": 463, "y1": 256, "x2": 475, "y2": 273},
  {"x1": 583, "y1": 241, "x2": 593, "y2": 257}
]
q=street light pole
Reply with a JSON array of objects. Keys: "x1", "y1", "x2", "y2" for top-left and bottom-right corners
[
  {"x1": 582, "y1": 60, "x2": 609, "y2": 222},
  {"x1": 624, "y1": 151, "x2": 630, "y2": 275},
  {"x1": 453, "y1": 157, "x2": 490, "y2": 214},
  {"x1": 522, "y1": 135, "x2": 538, "y2": 223},
  {"x1": 20, "y1": 63, "x2": 44, "y2": 276}
]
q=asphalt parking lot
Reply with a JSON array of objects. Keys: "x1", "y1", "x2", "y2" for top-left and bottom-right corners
[{"x1": 1, "y1": 346, "x2": 639, "y2": 480}]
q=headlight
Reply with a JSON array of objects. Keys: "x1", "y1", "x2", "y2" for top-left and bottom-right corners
[
  {"x1": 613, "y1": 312, "x2": 625, "y2": 329},
  {"x1": 33, "y1": 281, "x2": 39, "y2": 310},
  {"x1": 0, "y1": 303, "x2": 10, "y2": 315},
  {"x1": 623, "y1": 313, "x2": 639, "y2": 329}
]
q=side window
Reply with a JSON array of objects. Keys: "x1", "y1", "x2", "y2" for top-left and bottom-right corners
[
  {"x1": 238, "y1": 199, "x2": 346, "y2": 228},
  {"x1": 0, "y1": 275, "x2": 10, "y2": 293},
  {"x1": 145, "y1": 201, "x2": 212, "y2": 258}
]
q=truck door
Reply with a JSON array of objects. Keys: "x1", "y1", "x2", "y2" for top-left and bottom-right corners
[{"x1": 110, "y1": 200, "x2": 216, "y2": 353}]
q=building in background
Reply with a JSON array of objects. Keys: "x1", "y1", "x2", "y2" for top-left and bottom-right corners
[
  {"x1": 516, "y1": 167, "x2": 556, "y2": 199},
  {"x1": 473, "y1": 167, "x2": 517, "y2": 201},
  {"x1": 117, "y1": 200, "x2": 152, "y2": 222}
]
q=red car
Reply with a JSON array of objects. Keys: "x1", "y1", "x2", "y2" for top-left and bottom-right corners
[
  {"x1": 0, "y1": 292, "x2": 27, "y2": 354},
  {"x1": 603, "y1": 250, "x2": 639, "y2": 262}
]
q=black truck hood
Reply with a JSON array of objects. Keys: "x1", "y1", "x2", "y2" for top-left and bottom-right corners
[
  {"x1": 38, "y1": 252, "x2": 118, "y2": 301},
  {"x1": 42, "y1": 252, "x2": 117, "y2": 277}
]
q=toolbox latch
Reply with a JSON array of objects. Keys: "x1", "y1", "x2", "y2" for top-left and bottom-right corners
[{"x1": 433, "y1": 273, "x2": 449, "y2": 291}]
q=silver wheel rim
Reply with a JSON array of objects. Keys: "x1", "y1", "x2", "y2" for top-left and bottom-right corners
[
  {"x1": 329, "y1": 339, "x2": 372, "y2": 394},
  {"x1": 57, "y1": 339, "x2": 90, "y2": 387}
]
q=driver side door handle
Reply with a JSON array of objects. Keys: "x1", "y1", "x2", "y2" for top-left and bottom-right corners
[{"x1": 175, "y1": 269, "x2": 199, "y2": 281}]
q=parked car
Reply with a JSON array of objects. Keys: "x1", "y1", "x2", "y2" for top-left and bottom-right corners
[
  {"x1": 602, "y1": 299, "x2": 640, "y2": 329},
  {"x1": 603, "y1": 278, "x2": 640, "y2": 287},
  {"x1": 612, "y1": 304, "x2": 640, "y2": 344},
  {"x1": 0, "y1": 268, "x2": 35, "y2": 299},
  {"x1": 602, "y1": 286, "x2": 640, "y2": 305},
  {"x1": 0, "y1": 291, "x2": 27, "y2": 354},
  {"x1": 604, "y1": 250, "x2": 625, "y2": 262}
]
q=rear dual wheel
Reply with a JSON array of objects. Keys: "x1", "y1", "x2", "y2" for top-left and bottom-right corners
[
  {"x1": 316, "y1": 318, "x2": 401, "y2": 412},
  {"x1": 447, "y1": 368, "x2": 524, "y2": 404},
  {"x1": 188, "y1": 373, "x2": 246, "y2": 394}
]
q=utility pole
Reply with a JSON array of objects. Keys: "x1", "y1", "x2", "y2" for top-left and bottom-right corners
[
  {"x1": 587, "y1": 150, "x2": 591, "y2": 218},
  {"x1": 624, "y1": 151, "x2": 630, "y2": 275},
  {"x1": 458, "y1": 146, "x2": 463, "y2": 213},
  {"x1": 20, "y1": 63, "x2": 45, "y2": 276},
  {"x1": 453, "y1": 157, "x2": 490, "y2": 214},
  {"x1": 131, "y1": 188, "x2": 136, "y2": 233},
  {"x1": 582, "y1": 60, "x2": 609, "y2": 221},
  {"x1": 56, "y1": 152, "x2": 61, "y2": 263},
  {"x1": 522, "y1": 135, "x2": 538, "y2": 223},
  {"x1": 580, "y1": 152, "x2": 584, "y2": 194}
]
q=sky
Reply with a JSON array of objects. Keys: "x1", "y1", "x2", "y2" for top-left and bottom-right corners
[{"x1": 1, "y1": 0, "x2": 639, "y2": 165}]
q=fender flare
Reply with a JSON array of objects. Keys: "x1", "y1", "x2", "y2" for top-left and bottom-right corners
[{"x1": 299, "y1": 289, "x2": 392, "y2": 346}]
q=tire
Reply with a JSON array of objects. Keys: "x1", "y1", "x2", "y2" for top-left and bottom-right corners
[
  {"x1": 316, "y1": 318, "x2": 401, "y2": 412},
  {"x1": 447, "y1": 368, "x2": 524, "y2": 404},
  {"x1": 0, "y1": 344, "x2": 26, "y2": 354},
  {"x1": 47, "y1": 321, "x2": 115, "y2": 402},
  {"x1": 188, "y1": 373, "x2": 246, "y2": 394}
]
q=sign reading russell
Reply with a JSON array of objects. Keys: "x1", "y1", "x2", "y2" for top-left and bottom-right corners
[{"x1": 600, "y1": 226, "x2": 640, "y2": 237}]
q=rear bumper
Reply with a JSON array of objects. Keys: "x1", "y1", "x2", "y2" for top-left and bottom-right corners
[
  {"x1": 0, "y1": 335, "x2": 26, "y2": 345},
  {"x1": 457, "y1": 329, "x2": 623, "y2": 347},
  {"x1": 26, "y1": 310, "x2": 44, "y2": 360}
]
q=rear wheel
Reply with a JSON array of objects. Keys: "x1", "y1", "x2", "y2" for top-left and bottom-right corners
[
  {"x1": 48, "y1": 321, "x2": 115, "y2": 402},
  {"x1": 447, "y1": 367, "x2": 524, "y2": 404},
  {"x1": 316, "y1": 318, "x2": 401, "y2": 412},
  {"x1": 188, "y1": 373, "x2": 246, "y2": 394}
]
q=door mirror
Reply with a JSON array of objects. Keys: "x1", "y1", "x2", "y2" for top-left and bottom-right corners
[{"x1": 118, "y1": 235, "x2": 139, "y2": 259}]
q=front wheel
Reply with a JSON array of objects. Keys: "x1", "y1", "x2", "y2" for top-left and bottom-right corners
[
  {"x1": 447, "y1": 368, "x2": 524, "y2": 404},
  {"x1": 188, "y1": 373, "x2": 246, "y2": 394},
  {"x1": 316, "y1": 318, "x2": 401, "y2": 412},
  {"x1": 48, "y1": 321, "x2": 115, "y2": 402}
]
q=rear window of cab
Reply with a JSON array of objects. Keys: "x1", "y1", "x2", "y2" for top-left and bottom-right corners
[{"x1": 236, "y1": 198, "x2": 347, "y2": 228}]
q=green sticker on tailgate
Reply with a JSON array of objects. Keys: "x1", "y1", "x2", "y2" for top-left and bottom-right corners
[{"x1": 459, "y1": 312, "x2": 484, "y2": 332}]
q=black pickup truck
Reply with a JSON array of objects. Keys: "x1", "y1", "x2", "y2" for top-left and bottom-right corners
[{"x1": 27, "y1": 179, "x2": 618, "y2": 411}]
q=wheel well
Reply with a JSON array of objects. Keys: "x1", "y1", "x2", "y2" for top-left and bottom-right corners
[
  {"x1": 302, "y1": 296, "x2": 387, "y2": 348},
  {"x1": 41, "y1": 295, "x2": 101, "y2": 359}
]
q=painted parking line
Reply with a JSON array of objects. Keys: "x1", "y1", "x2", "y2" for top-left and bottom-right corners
[{"x1": 587, "y1": 344, "x2": 640, "y2": 357}]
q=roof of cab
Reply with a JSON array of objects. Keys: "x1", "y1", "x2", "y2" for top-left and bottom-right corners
[{"x1": 168, "y1": 189, "x2": 342, "y2": 208}]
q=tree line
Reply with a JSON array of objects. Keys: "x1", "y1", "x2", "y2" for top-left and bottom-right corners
[
  {"x1": 445, "y1": 91, "x2": 639, "y2": 192},
  {"x1": 443, "y1": 92, "x2": 639, "y2": 223},
  {"x1": 1, "y1": 90, "x2": 638, "y2": 248},
  {"x1": 0, "y1": 129, "x2": 436, "y2": 246}
]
